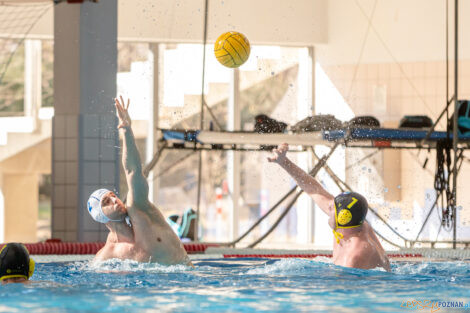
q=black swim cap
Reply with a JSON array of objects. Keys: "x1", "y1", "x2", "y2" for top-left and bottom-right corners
[
  {"x1": 334, "y1": 191, "x2": 368, "y2": 229},
  {"x1": 0, "y1": 243, "x2": 35, "y2": 281}
]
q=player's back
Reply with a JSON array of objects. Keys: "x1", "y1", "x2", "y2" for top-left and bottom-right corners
[{"x1": 333, "y1": 226, "x2": 390, "y2": 271}]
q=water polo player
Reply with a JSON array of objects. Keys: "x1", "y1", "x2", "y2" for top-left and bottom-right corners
[
  {"x1": 0, "y1": 243, "x2": 35, "y2": 284},
  {"x1": 87, "y1": 96, "x2": 191, "y2": 266},
  {"x1": 268, "y1": 143, "x2": 390, "y2": 271}
]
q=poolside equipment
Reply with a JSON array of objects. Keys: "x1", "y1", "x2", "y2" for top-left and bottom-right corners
[
  {"x1": 448, "y1": 100, "x2": 470, "y2": 135},
  {"x1": 254, "y1": 114, "x2": 287, "y2": 134},
  {"x1": 160, "y1": 127, "x2": 470, "y2": 150},
  {"x1": 167, "y1": 215, "x2": 180, "y2": 235},
  {"x1": 291, "y1": 115, "x2": 343, "y2": 133},
  {"x1": 347, "y1": 116, "x2": 380, "y2": 128},
  {"x1": 166, "y1": 208, "x2": 197, "y2": 240},
  {"x1": 398, "y1": 115, "x2": 433, "y2": 129},
  {"x1": 214, "y1": 31, "x2": 251, "y2": 68},
  {"x1": 0, "y1": 243, "x2": 35, "y2": 281},
  {"x1": 254, "y1": 114, "x2": 288, "y2": 150}
]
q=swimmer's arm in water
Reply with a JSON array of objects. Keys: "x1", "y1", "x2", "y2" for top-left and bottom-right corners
[
  {"x1": 114, "y1": 96, "x2": 149, "y2": 207},
  {"x1": 268, "y1": 143, "x2": 334, "y2": 214}
]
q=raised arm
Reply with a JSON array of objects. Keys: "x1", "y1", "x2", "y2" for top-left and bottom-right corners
[
  {"x1": 268, "y1": 143, "x2": 334, "y2": 214},
  {"x1": 115, "y1": 96, "x2": 149, "y2": 206}
]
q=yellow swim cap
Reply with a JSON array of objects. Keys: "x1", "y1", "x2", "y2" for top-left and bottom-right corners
[{"x1": 334, "y1": 191, "x2": 368, "y2": 229}]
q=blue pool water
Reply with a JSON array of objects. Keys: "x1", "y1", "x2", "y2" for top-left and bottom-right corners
[{"x1": 1, "y1": 257, "x2": 469, "y2": 312}]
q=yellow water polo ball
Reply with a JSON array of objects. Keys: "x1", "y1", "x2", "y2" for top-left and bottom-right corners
[
  {"x1": 337, "y1": 210, "x2": 352, "y2": 225},
  {"x1": 214, "y1": 31, "x2": 250, "y2": 68}
]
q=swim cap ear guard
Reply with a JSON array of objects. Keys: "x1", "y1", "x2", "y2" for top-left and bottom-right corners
[
  {"x1": 0, "y1": 243, "x2": 35, "y2": 281},
  {"x1": 87, "y1": 189, "x2": 123, "y2": 224},
  {"x1": 332, "y1": 191, "x2": 368, "y2": 243},
  {"x1": 28, "y1": 258, "x2": 35, "y2": 279}
]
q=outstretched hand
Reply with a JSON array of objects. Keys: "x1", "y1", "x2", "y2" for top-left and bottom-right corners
[
  {"x1": 267, "y1": 143, "x2": 289, "y2": 164},
  {"x1": 115, "y1": 96, "x2": 131, "y2": 129}
]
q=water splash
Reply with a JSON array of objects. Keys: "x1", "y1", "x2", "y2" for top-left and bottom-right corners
[
  {"x1": 245, "y1": 258, "x2": 331, "y2": 275},
  {"x1": 75, "y1": 258, "x2": 193, "y2": 274}
]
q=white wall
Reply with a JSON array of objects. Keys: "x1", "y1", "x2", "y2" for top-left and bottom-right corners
[
  {"x1": 317, "y1": 0, "x2": 470, "y2": 65},
  {"x1": 7, "y1": 0, "x2": 470, "y2": 64},
  {"x1": 10, "y1": 0, "x2": 327, "y2": 45},
  {"x1": 119, "y1": 0, "x2": 327, "y2": 45}
]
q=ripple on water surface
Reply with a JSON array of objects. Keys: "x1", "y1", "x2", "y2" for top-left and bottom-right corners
[{"x1": 0, "y1": 258, "x2": 469, "y2": 313}]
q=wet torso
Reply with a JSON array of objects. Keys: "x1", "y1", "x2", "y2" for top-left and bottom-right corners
[
  {"x1": 332, "y1": 222, "x2": 390, "y2": 271},
  {"x1": 96, "y1": 202, "x2": 190, "y2": 265}
]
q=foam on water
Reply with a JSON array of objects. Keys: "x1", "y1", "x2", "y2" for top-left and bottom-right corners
[
  {"x1": 245, "y1": 258, "x2": 332, "y2": 275},
  {"x1": 78, "y1": 258, "x2": 192, "y2": 273}
]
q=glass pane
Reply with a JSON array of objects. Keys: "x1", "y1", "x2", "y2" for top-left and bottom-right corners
[
  {"x1": 160, "y1": 43, "x2": 231, "y2": 130},
  {"x1": 237, "y1": 46, "x2": 306, "y2": 245},
  {"x1": 117, "y1": 42, "x2": 152, "y2": 120},
  {"x1": 41, "y1": 40, "x2": 53, "y2": 107},
  {"x1": 117, "y1": 42, "x2": 152, "y2": 196},
  {"x1": 0, "y1": 39, "x2": 24, "y2": 115}
]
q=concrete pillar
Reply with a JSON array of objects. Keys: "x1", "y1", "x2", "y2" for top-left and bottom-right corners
[
  {"x1": 296, "y1": 47, "x2": 315, "y2": 244},
  {"x1": 227, "y1": 68, "x2": 240, "y2": 241},
  {"x1": 52, "y1": 0, "x2": 118, "y2": 242},
  {"x1": 382, "y1": 121, "x2": 401, "y2": 202},
  {"x1": 3, "y1": 173, "x2": 38, "y2": 242},
  {"x1": 148, "y1": 44, "x2": 163, "y2": 204},
  {"x1": 0, "y1": 139, "x2": 51, "y2": 242}
]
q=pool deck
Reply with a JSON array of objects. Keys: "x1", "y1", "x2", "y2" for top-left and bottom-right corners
[{"x1": 31, "y1": 247, "x2": 470, "y2": 263}]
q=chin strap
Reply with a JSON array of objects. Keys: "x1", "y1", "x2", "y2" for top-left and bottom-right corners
[{"x1": 332, "y1": 229, "x2": 344, "y2": 244}]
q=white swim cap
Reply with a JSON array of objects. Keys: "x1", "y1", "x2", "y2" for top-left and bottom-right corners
[{"x1": 87, "y1": 189, "x2": 123, "y2": 224}]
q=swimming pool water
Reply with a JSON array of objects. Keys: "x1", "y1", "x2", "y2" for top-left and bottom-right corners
[{"x1": 1, "y1": 257, "x2": 469, "y2": 312}]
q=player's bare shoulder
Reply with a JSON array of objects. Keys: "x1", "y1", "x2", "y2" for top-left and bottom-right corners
[
  {"x1": 95, "y1": 241, "x2": 138, "y2": 261},
  {"x1": 94, "y1": 243, "x2": 115, "y2": 261},
  {"x1": 344, "y1": 240, "x2": 377, "y2": 269}
]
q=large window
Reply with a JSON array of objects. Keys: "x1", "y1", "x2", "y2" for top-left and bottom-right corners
[
  {"x1": 155, "y1": 44, "x2": 310, "y2": 243},
  {"x1": 42, "y1": 40, "x2": 53, "y2": 107},
  {"x1": 117, "y1": 43, "x2": 366, "y2": 245}
]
